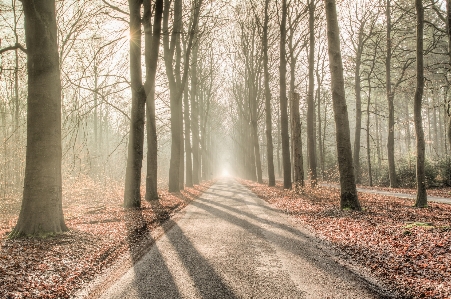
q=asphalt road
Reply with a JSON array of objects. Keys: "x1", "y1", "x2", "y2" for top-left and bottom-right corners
[{"x1": 100, "y1": 178, "x2": 384, "y2": 299}]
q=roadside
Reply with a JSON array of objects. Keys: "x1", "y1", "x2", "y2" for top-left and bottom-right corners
[
  {"x1": 241, "y1": 179, "x2": 451, "y2": 299},
  {"x1": 0, "y1": 177, "x2": 214, "y2": 298},
  {"x1": 322, "y1": 182, "x2": 451, "y2": 205}
]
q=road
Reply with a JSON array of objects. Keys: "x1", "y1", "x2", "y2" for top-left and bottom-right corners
[{"x1": 100, "y1": 179, "x2": 386, "y2": 299}]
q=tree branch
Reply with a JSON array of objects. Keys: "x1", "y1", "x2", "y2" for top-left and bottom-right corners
[{"x1": 0, "y1": 43, "x2": 27, "y2": 55}]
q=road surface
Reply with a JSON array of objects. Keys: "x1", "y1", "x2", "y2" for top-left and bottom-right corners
[{"x1": 100, "y1": 179, "x2": 386, "y2": 299}]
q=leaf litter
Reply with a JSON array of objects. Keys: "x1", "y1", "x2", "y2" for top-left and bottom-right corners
[
  {"x1": 0, "y1": 176, "x2": 214, "y2": 298},
  {"x1": 240, "y1": 179, "x2": 451, "y2": 299}
]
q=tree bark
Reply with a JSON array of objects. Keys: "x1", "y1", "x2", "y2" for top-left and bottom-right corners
[
  {"x1": 124, "y1": 0, "x2": 146, "y2": 207},
  {"x1": 280, "y1": 0, "x2": 292, "y2": 189},
  {"x1": 183, "y1": 83, "x2": 193, "y2": 187},
  {"x1": 366, "y1": 78, "x2": 373, "y2": 187},
  {"x1": 414, "y1": 0, "x2": 427, "y2": 208},
  {"x1": 386, "y1": 0, "x2": 398, "y2": 188},
  {"x1": 307, "y1": 0, "x2": 317, "y2": 187},
  {"x1": 324, "y1": 0, "x2": 361, "y2": 210},
  {"x1": 263, "y1": 0, "x2": 275, "y2": 186},
  {"x1": 353, "y1": 26, "x2": 364, "y2": 185},
  {"x1": 165, "y1": 0, "x2": 202, "y2": 192},
  {"x1": 447, "y1": 0, "x2": 451, "y2": 150},
  {"x1": 11, "y1": 0, "x2": 68, "y2": 237},
  {"x1": 191, "y1": 42, "x2": 200, "y2": 185},
  {"x1": 144, "y1": 0, "x2": 163, "y2": 201},
  {"x1": 291, "y1": 93, "x2": 304, "y2": 188}
]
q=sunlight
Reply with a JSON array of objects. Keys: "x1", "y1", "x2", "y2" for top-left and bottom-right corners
[{"x1": 222, "y1": 169, "x2": 229, "y2": 177}]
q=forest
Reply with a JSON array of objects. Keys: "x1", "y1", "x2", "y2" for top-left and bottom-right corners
[{"x1": 1, "y1": 0, "x2": 451, "y2": 298}]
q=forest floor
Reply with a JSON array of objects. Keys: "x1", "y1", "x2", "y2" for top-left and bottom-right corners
[
  {"x1": 240, "y1": 179, "x2": 451, "y2": 299},
  {"x1": 0, "y1": 177, "x2": 214, "y2": 299}
]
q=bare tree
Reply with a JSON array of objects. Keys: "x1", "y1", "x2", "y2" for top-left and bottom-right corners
[
  {"x1": 324, "y1": 0, "x2": 361, "y2": 210},
  {"x1": 124, "y1": 0, "x2": 146, "y2": 207},
  {"x1": 263, "y1": 0, "x2": 276, "y2": 186},
  {"x1": 11, "y1": 0, "x2": 68, "y2": 237},
  {"x1": 414, "y1": 0, "x2": 427, "y2": 207},
  {"x1": 145, "y1": 0, "x2": 164, "y2": 201},
  {"x1": 280, "y1": 0, "x2": 292, "y2": 189}
]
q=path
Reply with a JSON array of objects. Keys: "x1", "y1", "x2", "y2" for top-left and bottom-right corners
[
  {"x1": 100, "y1": 179, "x2": 385, "y2": 299},
  {"x1": 322, "y1": 183, "x2": 451, "y2": 205}
]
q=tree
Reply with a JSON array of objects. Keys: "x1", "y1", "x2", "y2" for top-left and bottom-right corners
[
  {"x1": 447, "y1": 0, "x2": 451, "y2": 149},
  {"x1": 307, "y1": 0, "x2": 317, "y2": 187},
  {"x1": 164, "y1": 0, "x2": 202, "y2": 192},
  {"x1": 324, "y1": 0, "x2": 361, "y2": 210},
  {"x1": 145, "y1": 0, "x2": 164, "y2": 201},
  {"x1": 10, "y1": 0, "x2": 68, "y2": 237},
  {"x1": 280, "y1": 0, "x2": 292, "y2": 189},
  {"x1": 414, "y1": 0, "x2": 427, "y2": 207},
  {"x1": 263, "y1": 0, "x2": 276, "y2": 186},
  {"x1": 124, "y1": 0, "x2": 146, "y2": 207},
  {"x1": 386, "y1": 0, "x2": 398, "y2": 188},
  {"x1": 291, "y1": 93, "x2": 304, "y2": 188},
  {"x1": 191, "y1": 40, "x2": 201, "y2": 185}
]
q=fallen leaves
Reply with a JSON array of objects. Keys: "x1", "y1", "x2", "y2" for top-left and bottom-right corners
[
  {"x1": 0, "y1": 177, "x2": 214, "y2": 298},
  {"x1": 240, "y1": 179, "x2": 451, "y2": 299}
]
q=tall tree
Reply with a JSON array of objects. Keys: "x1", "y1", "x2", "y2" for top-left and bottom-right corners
[
  {"x1": 164, "y1": 0, "x2": 202, "y2": 192},
  {"x1": 414, "y1": 0, "x2": 427, "y2": 208},
  {"x1": 145, "y1": 0, "x2": 164, "y2": 201},
  {"x1": 291, "y1": 93, "x2": 304, "y2": 188},
  {"x1": 307, "y1": 0, "x2": 317, "y2": 186},
  {"x1": 10, "y1": 0, "x2": 68, "y2": 237},
  {"x1": 263, "y1": 0, "x2": 276, "y2": 186},
  {"x1": 191, "y1": 40, "x2": 200, "y2": 185},
  {"x1": 447, "y1": 0, "x2": 451, "y2": 149},
  {"x1": 124, "y1": 0, "x2": 147, "y2": 207},
  {"x1": 324, "y1": 0, "x2": 361, "y2": 210},
  {"x1": 280, "y1": 0, "x2": 292, "y2": 189},
  {"x1": 386, "y1": 0, "x2": 398, "y2": 188}
]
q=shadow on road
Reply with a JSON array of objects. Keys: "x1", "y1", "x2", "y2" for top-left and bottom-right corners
[{"x1": 123, "y1": 203, "x2": 182, "y2": 298}]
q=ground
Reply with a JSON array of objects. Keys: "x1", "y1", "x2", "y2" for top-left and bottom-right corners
[
  {"x1": 1, "y1": 177, "x2": 450, "y2": 298},
  {"x1": 241, "y1": 179, "x2": 451, "y2": 299},
  {"x1": 0, "y1": 177, "x2": 214, "y2": 298},
  {"x1": 98, "y1": 178, "x2": 383, "y2": 299}
]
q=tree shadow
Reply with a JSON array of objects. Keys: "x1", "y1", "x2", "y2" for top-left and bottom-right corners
[
  {"x1": 122, "y1": 203, "x2": 182, "y2": 298},
  {"x1": 146, "y1": 198, "x2": 239, "y2": 298}
]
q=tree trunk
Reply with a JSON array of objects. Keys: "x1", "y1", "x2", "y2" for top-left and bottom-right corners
[
  {"x1": 183, "y1": 83, "x2": 193, "y2": 187},
  {"x1": 144, "y1": 0, "x2": 163, "y2": 201},
  {"x1": 366, "y1": 78, "x2": 373, "y2": 187},
  {"x1": 280, "y1": 0, "x2": 292, "y2": 189},
  {"x1": 447, "y1": 0, "x2": 451, "y2": 151},
  {"x1": 307, "y1": 0, "x2": 317, "y2": 187},
  {"x1": 165, "y1": 0, "x2": 201, "y2": 192},
  {"x1": 324, "y1": 0, "x2": 361, "y2": 210},
  {"x1": 11, "y1": 0, "x2": 68, "y2": 237},
  {"x1": 386, "y1": 0, "x2": 398, "y2": 188},
  {"x1": 353, "y1": 27, "x2": 364, "y2": 185},
  {"x1": 291, "y1": 93, "x2": 304, "y2": 188},
  {"x1": 191, "y1": 41, "x2": 200, "y2": 185},
  {"x1": 263, "y1": 0, "x2": 275, "y2": 186},
  {"x1": 414, "y1": 0, "x2": 427, "y2": 208},
  {"x1": 124, "y1": 0, "x2": 146, "y2": 207}
]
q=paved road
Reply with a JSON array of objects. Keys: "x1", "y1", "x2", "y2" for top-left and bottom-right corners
[
  {"x1": 322, "y1": 183, "x2": 451, "y2": 205},
  {"x1": 100, "y1": 179, "x2": 384, "y2": 299}
]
